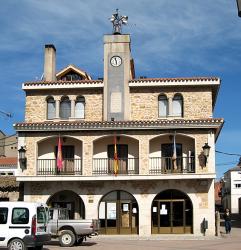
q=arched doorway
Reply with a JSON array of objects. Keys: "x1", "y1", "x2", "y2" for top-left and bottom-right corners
[
  {"x1": 152, "y1": 189, "x2": 193, "y2": 234},
  {"x1": 99, "y1": 190, "x2": 139, "y2": 234},
  {"x1": 47, "y1": 190, "x2": 85, "y2": 219}
]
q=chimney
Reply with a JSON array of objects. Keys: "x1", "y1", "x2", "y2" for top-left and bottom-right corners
[{"x1": 44, "y1": 44, "x2": 56, "y2": 81}]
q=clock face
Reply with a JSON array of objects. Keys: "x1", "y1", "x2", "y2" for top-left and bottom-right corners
[{"x1": 110, "y1": 56, "x2": 122, "y2": 67}]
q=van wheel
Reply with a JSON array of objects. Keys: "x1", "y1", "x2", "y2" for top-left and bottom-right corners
[
  {"x1": 8, "y1": 239, "x2": 26, "y2": 250},
  {"x1": 59, "y1": 230, "x2": 76, "y2": 247}
]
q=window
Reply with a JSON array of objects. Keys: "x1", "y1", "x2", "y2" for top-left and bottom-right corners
[
  {"x1": 12, "y1": 208, "x2": 29, "y2": 224},
  {"x1": 37, "y1": 207, "x2": 47, "y2": 224},
  {"x1": 60, "y1": 96, "x2": 71, "y2": 119},
  {"x1": 0, "y1": 207, "x2": 8, "y2": 224},
  {"x1": 75, "y1": 96, "x2": 85, "y2": 118},
  {"x1": 60, "y1": 70, "x2": 83, "y2": 81},
  {"x1": 172, "y1": 94, "x2": 183, "y2": 117},
  {"x1": 158, "y1": 94, "x2": 168, "y2": 117},
  {"x1": 47, "y1": 96, "x2": 56, "y2": 119}
]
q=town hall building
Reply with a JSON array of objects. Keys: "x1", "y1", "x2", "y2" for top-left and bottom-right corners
[{"x1": 15, "y1": 12, "x2": 224, "y2": 236}]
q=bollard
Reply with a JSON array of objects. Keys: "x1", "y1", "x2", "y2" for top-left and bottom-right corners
[{"x1": 215, "y1": 211, "x2": 220, "y2": 236}]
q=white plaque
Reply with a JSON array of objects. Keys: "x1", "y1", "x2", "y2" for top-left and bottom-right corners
[
  {"x1": 99, "y1": 202, "x2": 105, "y2": 219},
  {"x1": 153, "y1": 207, "x2": 157, "y2": 213},
  {"x1": 132, "y1": 208, "x2": 137, "y2": 214},
  {"x1": 123, "y1": 203, "x2": 129, "y2": 212},
  {"x1": 110, "y1": 92, "x2": 122, "y2": 113},
  {"x1": 160, "y1": 204, "x2": 168, "y2": 215},
  {"x1": 107, "y1": 202, "x2": 116, "y2": 219}
]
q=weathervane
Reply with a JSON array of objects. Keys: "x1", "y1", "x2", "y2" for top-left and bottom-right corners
[{"x1": 109, "y1": 9, "x2": 128, "y2": 35}]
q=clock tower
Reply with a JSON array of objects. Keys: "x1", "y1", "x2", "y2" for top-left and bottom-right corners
[{"x1": 103, "y1": 10, "x2": 132, "y2": 121}]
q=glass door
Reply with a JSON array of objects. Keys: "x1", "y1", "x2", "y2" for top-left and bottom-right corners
[
  {"x1": 159, "y1": 201, "x2": 171, "y2": 233},
  {"x1": 99, "y1": 191, "x2": 139, "y2": 234},
  {"x1": 152, "y1": 200, "x2": 185, "y2": 234},
  {"x1": 120, "y1": 201, "x2": 131, "y2": 234},
  {"x1": 172, "y1": 201, "x2": 185, "y2": 233},
  {"x1": 106, "y1": 201, "x2": 117, "y2": 234}
]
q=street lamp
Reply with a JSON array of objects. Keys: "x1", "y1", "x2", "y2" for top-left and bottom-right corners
[
  {"x1": 202, "y1": 143, "x2": 211, "y2": 166},
  {"x1": 18, "y1": 146, "x2": 27, "y2": 169},
  {"x1": 237, "y1": 0, "x2": 241, "y2": 17}
]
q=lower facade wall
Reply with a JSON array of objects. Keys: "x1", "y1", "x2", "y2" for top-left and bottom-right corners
[
  {"x1": 23, "y1": 179, "x2": 215, "y2": 236},
  {"x1": 0, "y1": 191, "x2": 19, "y2": 201}
]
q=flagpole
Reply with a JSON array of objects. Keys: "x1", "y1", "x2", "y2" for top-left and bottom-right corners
[
  {"x1": 113, "y1": 135, "x2": 119, "y2": 176},
  {"x1": 172, "y1": 131, "x2": 177, "y2": 171},
  {"x1": 57, "y1": 135, "x2": 63, "y2": 172}
]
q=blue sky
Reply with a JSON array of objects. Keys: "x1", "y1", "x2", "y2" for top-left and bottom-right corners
[{"x1": 0, "y1": 0, "x2": 241, "y2": 178}]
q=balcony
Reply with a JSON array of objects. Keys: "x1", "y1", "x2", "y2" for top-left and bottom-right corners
[
  {"x1": 149, "y1": 156, "x2": 195, "y2": 174},
  {"x1": 92, "y1": 157, "x2": 139, "y2": 175},
  {"x1": 37, "y1": 158, "x2": 82, "y2": 175}
]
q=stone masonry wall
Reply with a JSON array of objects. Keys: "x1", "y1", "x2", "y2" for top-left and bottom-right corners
[
  {"x1": 24, "y1": 85, "x2": 213, "y2": 123},
  {"x1": 130, "y1": 86, "x2": 213, "y2": 120},
  {"x1": 25, "y1": 89, "x2": 103, "y2": 122}
]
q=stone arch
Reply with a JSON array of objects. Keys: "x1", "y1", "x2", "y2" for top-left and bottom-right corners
[
  {"x1": 149, "y1": 133, "x2": 196, "y2": 174},
  {"x1": 151, "y1": 189, "x2": 193, "y2": 234},
  {"x1": 98, "y1": 190, "x2": 139, "y2": 234},
  {"x1": 93, "y1": 135, "x2": 139, "y2": 175},
  {"x1": 47, "y1": 190, "x2": 85, "y2": 219}
]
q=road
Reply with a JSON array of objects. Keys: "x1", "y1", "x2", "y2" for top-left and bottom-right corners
[
  {"x1": 44, "y1": 223, "x2": 241, "y2": 250},
  {"x1": 36, "y1": 214, "x2": 241, "y2": 250}
]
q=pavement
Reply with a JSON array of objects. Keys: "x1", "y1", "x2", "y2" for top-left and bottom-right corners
[{"x1": 43, "y1": 214, "x2": 241, "y2": 250}]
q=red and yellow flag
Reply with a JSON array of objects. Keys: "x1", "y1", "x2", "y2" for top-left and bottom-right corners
[
  {"x1": 57, "y1": 136, "x2": 63, "y2": 171},
  {"x1": 113, "y1": 136, "x2": 119, "y2": 176}
]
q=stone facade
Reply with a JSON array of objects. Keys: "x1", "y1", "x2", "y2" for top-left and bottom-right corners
[
  {"x1": 130, "y1": 86, "x2": 213, "y2": 120},
  {"x1": 25, "y1": 89, "x2": 103, "y2": 122},
  {"x1": 16, "y1": 32, "x2": 223, "y2": 238},
  {"x1": 24, "y1": 86, "x2": 213, "y2": 123},
  {"x1": 23, "y1": 179, "x2": 215, "y2": 236},
  {"x1": 21, "y1": 130, "x2": 214, "y2": 177}
]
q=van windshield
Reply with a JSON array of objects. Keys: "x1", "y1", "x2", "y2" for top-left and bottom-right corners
[
  {"x1": 37, "y1": 207, "x2": 47, "y2": 224},
  {"x1": 0, "y1": 208, "x2": 8, "y2": 224}
]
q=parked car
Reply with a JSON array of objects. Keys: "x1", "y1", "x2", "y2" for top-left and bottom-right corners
[
  {"x1": 49, "y1": 208, "x2": 99, "y2": 247},
  {"x1": 0, "y1": 202, "x2": 51, "y2": 250}
]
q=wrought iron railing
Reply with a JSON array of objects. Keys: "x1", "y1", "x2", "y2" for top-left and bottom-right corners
[
  {"x1": 149, "y1": 156, "x2": 195, "y2": 174},
  {"x1": 37, "y1": 158, "x2": 82, "y2": 175},
  {"x1": 92, "y1": 158, "x2": 139, "y2": 175}
]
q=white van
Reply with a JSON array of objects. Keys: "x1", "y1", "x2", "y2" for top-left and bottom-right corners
[{"x1": 0, "y1": 202, "x2": 51, "y2": 250}]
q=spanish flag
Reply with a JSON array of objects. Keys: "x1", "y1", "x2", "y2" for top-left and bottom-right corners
[
  {"x1": 57, "y1": 136, "x2": 63, "y2": 171},
  {"x1": 113, "y1": 136, "x2": 119, "y2": 176}
]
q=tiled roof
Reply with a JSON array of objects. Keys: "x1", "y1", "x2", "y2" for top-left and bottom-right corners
[
  {"x1": 129, "y1": 76, "x2": 219, "y2": 83},
  {"x1": 22, "y1": 76, "x2": 219, "y2": 88},
  {"x1": 14, "y1": 118, "x2": 224, "y2": 132},
  {"x1": 23, "y1": 79, "x2": 103, "y2": 87},
  {"x1": 0, "y1": 157, "x2": 17, "y2": 167}
]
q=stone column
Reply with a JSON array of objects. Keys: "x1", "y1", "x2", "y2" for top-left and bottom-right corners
[
  {"x1": 70, "y1": 96, "x2": 76, "y2": 119},
  {"x1": 139, "y1": 135, "x2": 150, "y2": 175},
  {"x1": 55, "y1": 97, "x2": 60, "y2": 119},
  {"x1": 137, "y1": 194, "x2": 152, "y2": 236},
  {"x1": 168, "y1": 97, "x2": 172, "y2": 116},
  {"x1": 82, "y1": 137, "x2": 93, "y2": 176}
]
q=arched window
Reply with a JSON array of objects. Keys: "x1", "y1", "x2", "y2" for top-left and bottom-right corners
[
  {"x1": 75, "y1": 96, "x2": 85, "y2": 118},
  {"x1": 172, "y1": 94, "x2": 183, "y2": 117},
  {"x1": 60, "y1": 96, "x2": 71, "y2": 119},
  {"x1": 158, "y1": 94, "x2": 168, "y2": 117},
  {"x1": 46, "y1": 97, "x2": 55, "y2": 120}
]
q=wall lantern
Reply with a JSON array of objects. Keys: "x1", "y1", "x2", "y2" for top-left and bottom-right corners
[
  {"x1": 18, "y1": 146, "x2": 27, "y2": 169},
  {"x1": 202, "y1": 143, "x2": 211, "y2": 166},
  {"x1": 237, "y1": 0, "x2": 241, "y2": 17}
]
